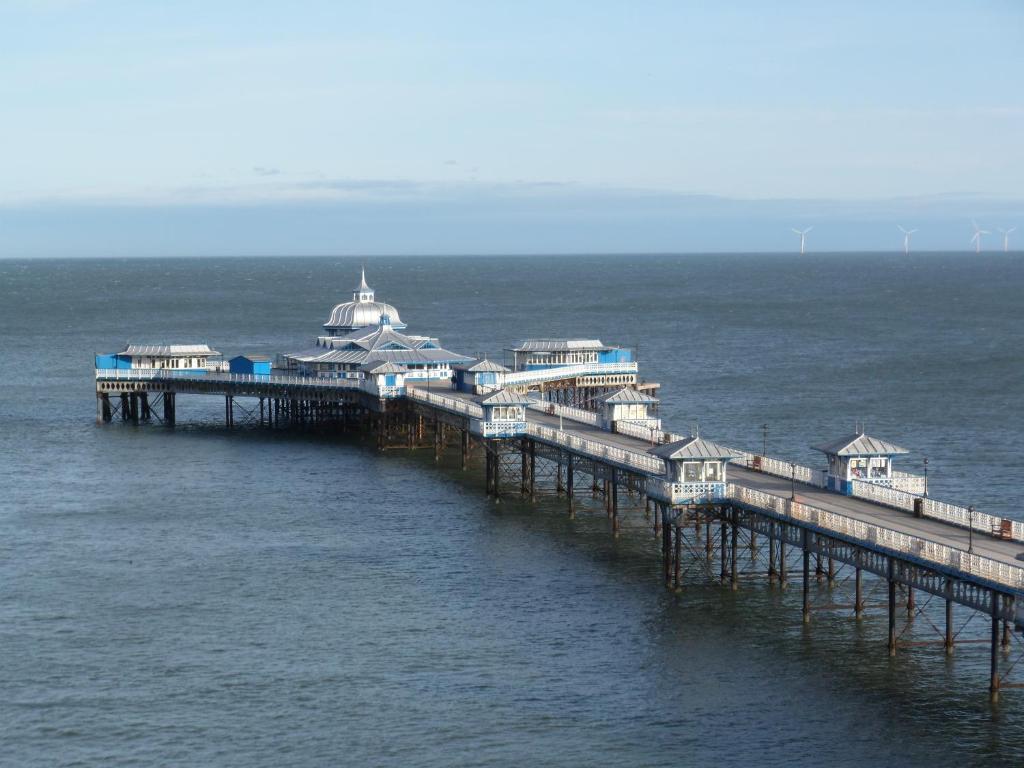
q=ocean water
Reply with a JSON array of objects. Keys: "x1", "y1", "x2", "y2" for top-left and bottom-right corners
[{"x1": 2, "y1": 253, "x2": 1023, "y2": 766}]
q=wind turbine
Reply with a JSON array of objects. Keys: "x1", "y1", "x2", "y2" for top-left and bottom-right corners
[
  {"x1": 970, "y1": 220, "x2": 989, "y2": 254},
  {"x1": 997, "y1": 227, "x2": 1017, "y2": 253},
  {"x1": 792, "y1": 226, "x2": 813, "y2": 255},
  {"x1": 897, "y1": 225, "x2": 918, "y2": 255}
]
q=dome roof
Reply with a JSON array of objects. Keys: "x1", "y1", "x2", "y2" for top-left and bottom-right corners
[
  {"x1": 323, "y1": 268, "x2": 406, "y2": 331},
  {"x1": 324, "y1": 300, "x2": 404, "y2": 331}
]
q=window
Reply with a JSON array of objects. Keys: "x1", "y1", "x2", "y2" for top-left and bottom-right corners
[
  {"x1": 705, "y1": 462, "x2": 722, "y2": 482},
  {"x1": 684, "y1": 463, "x2": 701, "y2": 482}
]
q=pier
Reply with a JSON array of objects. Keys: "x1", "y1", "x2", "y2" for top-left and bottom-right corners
[{"x1": 93, "y1": 273, "x2": 1024, "y2": 702}]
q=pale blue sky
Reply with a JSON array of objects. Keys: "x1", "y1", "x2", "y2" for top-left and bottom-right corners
[{"x1": 1, "y1": 1, "x2": 1022, "y2": 255}]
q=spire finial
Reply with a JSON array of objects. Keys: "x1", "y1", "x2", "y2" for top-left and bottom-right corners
[{"x1": 359, "y1": 266, "x2": 369, "y2": 292}]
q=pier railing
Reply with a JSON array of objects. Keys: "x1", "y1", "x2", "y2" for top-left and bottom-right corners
[
  {"x1": 850, "y1": 480, "x2": 1024, "y2": 541},
  {"x1": 587, "y1": 415, "x2": 1024, "y2": 544},
  {"x1": 527, "y1": 423, "x2": 664, "y2": 474},
  {"x1": 526, "y1": 399, "x2": 601, "y2": 426},
  {"x1": 728, "y1": 484, "x2": 1024, "y2": 592},
  {"x1": 407, "y1": 388, "x2": 484, "y2": 418},
  {"x1": 501, "y1": 362, "x2": 638, "y2": 387},
  {"x1": 96, "y1": 369, "x2": 360, "y2": 388}
]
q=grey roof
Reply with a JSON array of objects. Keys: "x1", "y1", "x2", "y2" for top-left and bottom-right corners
[
  {"x1": 813, "y1": 433, "x2": 909, "y2": 457},
  {"x1": 284, "y1": 347, "x2": 471, "y2": 366},
  {"x1": 365, "y1": 349, "x2": 472, "y2": 365},
  {"x1": 324, "y1": 299, "x2": 404, "y2": 330},
  {"x1": 122, "y1": 344, "x2": 220, "y2": 357},
  {"x1": 474, "y1": 389, "x2": 532, "y2": 406},
  {"x1": 599, "y1": 387, "x2": 658, "y2": 405},
  {"x1": 510, "y1": 339, "x2": 613, "y2": 353},
  {"x1": 320, "y1": 325, "x2": 437, "y2": 351},
  {"x1": 648, "y1": 436, "x2": 740, "y2": 461},
  {"x1": 455, "y1": 359, "x2": 510, "y2": 373},
  {"x1": 230, "y1": 354, "x2": 272, "y2": 362},
  {"x1": 361, "y1": 361, "x2": 405, "y2": 374}
]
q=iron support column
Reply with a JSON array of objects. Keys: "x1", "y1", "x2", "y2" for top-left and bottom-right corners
[
  {"x1": 888, "y1": 559, "x2": 897, "y2": 656},
  {"x1": 991, "y1": 592, "x2": 1001, "y2": 703},
  {"x1": 802, "y1": 528, "x2": 810, "y2": 624}
]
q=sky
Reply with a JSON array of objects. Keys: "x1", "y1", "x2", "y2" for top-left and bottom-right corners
[{"x1": 1, "y1": 0, "x2": 1022, "y2": 256}]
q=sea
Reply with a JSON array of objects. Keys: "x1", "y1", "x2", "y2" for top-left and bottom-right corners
[{"x1": 2, "y1": 252, "x2": 1023, "y2": 767}]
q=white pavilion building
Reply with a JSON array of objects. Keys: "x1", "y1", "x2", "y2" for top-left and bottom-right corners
[{"x1": 280, "y1": 270, "x2": 470, "y2": 381}]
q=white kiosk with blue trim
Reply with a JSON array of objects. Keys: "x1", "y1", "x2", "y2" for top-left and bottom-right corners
[
  {"x1": 598, "y1": 388, "x2": 660, "y2": 431},
  {"x1": 472, "y1": 389, "x2": 530, "y2": 438},
  {"x1": 646, "y1": 435, "x2": 740, "y2": 505},
  {"x1": 813, "y1": 431, "x2": 909, "y2": 495}
]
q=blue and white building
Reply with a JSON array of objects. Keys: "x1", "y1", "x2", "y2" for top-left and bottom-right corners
[
  {"x1": 95, "y1": 344, "x2": 221, "y2": 373},
  {"x1": 598, "y1": 387, "x2": 660, "y2": 431},
  {"x1": 813, "y1": 431, "x2": 910, "y2": 495},
  {"x1": 229, "y1": 355, "x2": 272, "y2": 376},
  {"x1": 508, "y1": 339, "x2": 634, "y2": 371},
  {"x1": 646, "y1": 436, "x2": 740, "y2": 505},
  {"x1": 453, "y1": 359, "x2": 509, "y2": 394},
  {"x1": 471, "y1": 389, "x2": 530, "y2": 438}
]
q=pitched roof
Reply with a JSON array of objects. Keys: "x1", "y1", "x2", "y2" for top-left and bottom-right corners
[
  {"x1": 455, "y1": 359, "x2": 509, "y2": 373},
  {"x1": 230, "y1": 354, "x2": 272, "y2": 362},
  {"x1": 122, "y1": 344, "x2": 220, "y2": 357},
  {"x1": 812, "y1": 432, "x2": 909, "y2": 457},
  {"x1": 648, "y1": 436, "x2": 740, "y2": 461},
  {"x1": 361, "y1": 361, "x2": 405, "y2": 374},
  {"x1": 474, "y1": 389, "x2": 531, "y2": 406},
  {"x1": 599, "y1": 387, "x2": 658, "y2": 405},
  {"x1": 510, "y1": 339, "x2": 613, "y2": 352}
]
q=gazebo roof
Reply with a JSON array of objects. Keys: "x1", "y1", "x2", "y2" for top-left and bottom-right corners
[
  {"x1": 599, "y1": 387, "x2": 658, "y2": 405},
  {"x1": 474, "y1": 389, "x2": 531, "y2": 406},
  {"x1": 648, "y1": 436, "x2": 740, "y2": 461},
  {"x1": 812, "y1": 432, "x2": 908, "y2": 457},
  {"x1": 361, "y1": 361, "x2": 406, "y2": 374},
  {"x1": 455, "y1": 359, "x2": 510, "y2": 373}
]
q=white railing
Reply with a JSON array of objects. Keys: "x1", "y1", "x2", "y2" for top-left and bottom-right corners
[
  {"x1": 475, "y1": 420, "x2": 528, "y2": 438},
  {"x1": 526, "y1": 399, "x2": 601, "y2": 425},
  {"x1": 647, "y1": 479, "x2": 726, "y2": 504},
  {"x1": 407, "y1": 388, "x2": 484, "y2": 418},
  {"x1": 501, "y1": 362, "x2": 638, "y2": 387},
  {"x1": 727, "y1": 484, "x2": 1024, "y2": 592},
  {"x1": 848, "y1": 481, "x2": 1024, "y2": 544},
  {"x1": 891, "y1": 471, "x2": 927, "y2": 495},
  {"x1": 613, "y1": 420, "x2": 665, "y2": 443},
  {"x1": 96, "y1": 369, "x2": 361, "y2": 388},
  {"x1": 527, "y1": 423, "x2": 663, "y2": 474},
  {"x1": 736, "y1": 453, "x2": 826, "y2": 488}
]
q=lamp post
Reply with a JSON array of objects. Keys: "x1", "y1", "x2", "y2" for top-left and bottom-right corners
[
  {"x1": 762, "y1": 423, "x2": 768, "y2": 458},
  {"x1": 968, "y1": 505, "x2": 975, "y2": 554},
  {"x1": 791, "y1": 462, "x2": 796, "y2": 501},
  {"x1": 923, "y1": 456, "x2": 929, "y2": 497}
]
